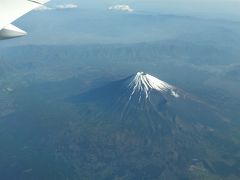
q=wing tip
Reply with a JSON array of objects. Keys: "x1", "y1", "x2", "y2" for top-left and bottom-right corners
[{"x1": 0, "y1": 24, "x2": 27, "y2": 40}]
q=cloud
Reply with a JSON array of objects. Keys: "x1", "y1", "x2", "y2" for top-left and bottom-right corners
[
  {"x1": 36, "y1": 6, "x2": 53, "y2": 11},
  {"x1": 108, "y1": 5, "x2": 134, "y2": 12},
  {"x1": 55, "y1": 4, "x2": 78, "y2": 9},
  {"x1": 36, "y1": 4, "x2": 78, "y2": 11}
]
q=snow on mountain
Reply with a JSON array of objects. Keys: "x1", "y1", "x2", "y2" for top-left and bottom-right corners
[{"x1": 128, "y1": 72, "x2": 180, "y2": 101}]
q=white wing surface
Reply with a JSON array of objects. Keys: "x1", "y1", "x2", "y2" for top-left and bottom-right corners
[{"x1": 0, "y1": 0, "x2": 49, "y2": 39}]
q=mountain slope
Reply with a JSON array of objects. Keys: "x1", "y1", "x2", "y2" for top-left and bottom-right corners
[{"x1": 66, "y1": 72, "x2": 240, "y2": 179}]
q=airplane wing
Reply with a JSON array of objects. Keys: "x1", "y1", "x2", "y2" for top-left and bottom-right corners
[{"x1": 0, "y1": 0, "x2": 50, "y2": 39}]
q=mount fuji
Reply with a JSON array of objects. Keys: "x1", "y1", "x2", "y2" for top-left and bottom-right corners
[
  {"x1": 67, "y1": 72, "x2": 239, "y2": 179},
  {"x1": 76, "y1": 72, "x2": 226, "y2": 129}
]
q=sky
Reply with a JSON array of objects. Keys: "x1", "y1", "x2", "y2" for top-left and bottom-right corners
[
  {"x1": 48, "y1": 0, "x2": 240, "y2": 19},
  {"x1": 1, "y1": 0, "x2": 240, "y2": 47}
]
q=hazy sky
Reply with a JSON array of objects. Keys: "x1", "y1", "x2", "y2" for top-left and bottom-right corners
[
  {"x1": 49, "y1": 0, "x2": 240, "y2": 18},
  {"x1": 2, "y1": 0, "x2": 240, "y2": 46}
]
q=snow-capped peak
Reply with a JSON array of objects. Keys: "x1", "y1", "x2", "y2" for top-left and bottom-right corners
[{"x1": 128, "y1": 72, "x2": 179, "y2": 99}]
